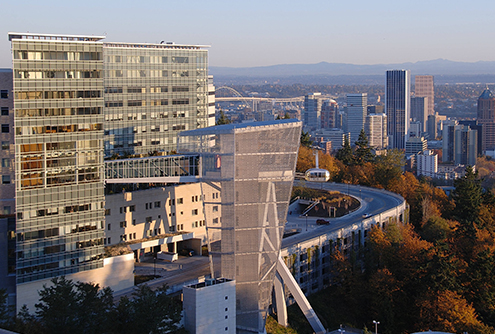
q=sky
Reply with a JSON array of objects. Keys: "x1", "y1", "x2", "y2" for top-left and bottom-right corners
[{"x1": 1, "y1": 0, "x2": 495, "y2": 68}]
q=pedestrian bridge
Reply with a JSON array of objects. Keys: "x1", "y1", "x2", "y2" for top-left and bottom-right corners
[{"x1": 104, "y1": 154, "x2": 201, "y2": 184}]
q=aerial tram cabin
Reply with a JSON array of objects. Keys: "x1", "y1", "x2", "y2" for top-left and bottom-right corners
[{"x1": 304, "y1": 150, "x2": 330, "y2": 182}]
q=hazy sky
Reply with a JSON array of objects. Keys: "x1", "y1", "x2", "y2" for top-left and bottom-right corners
[{"x1": 1, "y1": 0, "x2": 494, "y2": 68}]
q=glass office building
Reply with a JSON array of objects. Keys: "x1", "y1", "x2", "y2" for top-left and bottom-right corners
[
  {"x1": 9, "y1": 33, "x2": 106, "y2": 283},
  {"x1": 178, "y1": 119, "x2": 301, "y2": 334},
  {"x1": 386, "y1": 69, "x2": 410, "y2": 150},
  {"x1": 103, "y1": 42, "x2": 209, "y2": 157}
]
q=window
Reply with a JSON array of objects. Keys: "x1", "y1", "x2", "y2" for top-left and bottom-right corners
[
  {"x1": 107, "y1": 224, "x2": 111, "y2": 230},
  {"x1": 129, "y1": 205, "x2": 135, "y2": 212},
  {"x1": 146, "y1": 216, "x2": 152, "y2": 223},
  {"x1": 3, "y1": 206, "x2": 11, "y2": 215},
  {"x1": 192, "y1": 209, "x2": 198, "y2": 216},
  {"x1": 213, "y1": 206, "x2": 218, "y2": 212},
  {"x1": 177, "y1": 198, "x2": 183, "y2": 204},
  {"x1": 1, "y1": 107, "x2": 8, "y2": 116},
  {"x1": 1, "y1": 142, "x2": 8, "y2": 150},
  {"x1": 1, "y1": 90, "x2": 8, "y2": 99},
  {"x1": 107, "y1": 237, "x2": 111, "y2": 244},
  {"x1": 2, "y1": 175, "x2": 10, "y2": 184},
  {"x1": 2, "y1": 124, "x2": 9, "y2": 133},
  {"x1": 2, "y1": 159, "x2": 10, "y2": 168},
  {"x1": 105, "y1": 209, "x2": 111, "y2": 216},
  {"x1": 120, "y1": 221, "x2": 126, "y2": 228},
  {"x1": 154, "y1": 201, "x2": 160, "y2": 208}
]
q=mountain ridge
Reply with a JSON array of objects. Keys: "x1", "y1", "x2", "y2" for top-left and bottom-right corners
[{"x1": 210, "y1": 59, "x2": 495, "y2": 77}]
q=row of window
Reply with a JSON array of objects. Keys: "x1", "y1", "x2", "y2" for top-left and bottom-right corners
[
  {"x1": 105, "y1": 98, "x2": 188, "y2": 107},
  {"x1": 16, "y1": 107, "x2": 101, "y2": 117},
  {"x1": 15, "y1": 51, "x2": 102, "y2": 61},
  {"x1": 15, "y1": 90, "x2": 101, "y2": 100},
  {"x1": 105, "y1": 86, "x2": 188, "y2": 93},
  {"x1": 106, "y1": 55, "x2": 188, "y2": 64},
  {"x1": 106, "y1": 70, "x2": 189, "y2": 78},
  {"x1": 15, "y1": 70, "x2": 101, "y2": 79},
  {"x1": 16, "y1": 123, "x2": 102, "y2": 135}
]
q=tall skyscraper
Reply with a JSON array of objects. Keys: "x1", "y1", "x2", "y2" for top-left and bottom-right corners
[
  {"x1": 303, "y1": 93, "x2": 322, "y2": 131},
  {"x1": 415, "y1": 75, "x2": 434, "y2": 116},
  {"x1": 346, "y1": 93, "x2": 367, "y2": 144},
  {"x1": 477, "y1": 88, "x2": 495, "y2": 152},
  {"x1": 410, "y1": 96, "x2": 428, "y2": 133},
  {"x1": 386, "y1": 70, "x2": 410, "y2": 150},
  {"x1": 320, "y1": 99, "x2": 337, "y2": 129}
]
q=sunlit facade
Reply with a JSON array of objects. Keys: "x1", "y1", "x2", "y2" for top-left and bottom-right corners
[
  {"x1": 9, "y1": 33, "x2": 106, "y2": 284},
  {"x1": 386, "y1": 70, "x2": 410, "y2": 150},
  {"x1": 178, "y1": 119, "x2": 301, "y2": 334}
]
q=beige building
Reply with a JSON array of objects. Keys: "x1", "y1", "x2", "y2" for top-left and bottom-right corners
[{"x1": 105, "y1": 183, "x2": 220, "y2": 259}]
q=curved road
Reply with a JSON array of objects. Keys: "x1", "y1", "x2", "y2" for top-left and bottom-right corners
[{"x1": 282, "y1": 181, "x2": 405, "y2": 249}]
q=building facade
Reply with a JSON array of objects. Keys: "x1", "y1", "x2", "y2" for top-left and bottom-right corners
[
  {"x1": 477, "y1": 88, "x2": 495, "y2": 152},
  {"x1": 346, "y1": 93, "x2": 367, "y2": 144},
  {"x1": 410, "y1": 96, "x2": 428, "y2": 133},
  {"x1": 178, "y1": 120, "x2": 301, "y2": 334},
  {"x1": 303, "y1": 93, "x2": 322, "y2": 131},
  {"x1": 0, "y1": 69, "x2": 15, "y2": 305},
  {"x1": 7, "y1": 32, "x2": 213, "y2": 310},
  {"x1": 321, "y1": 99, "x2": 337, "y2": 129},
  {"x1": 416, "y1": 150, "x2": 438, "y2": 178},
  {"x1": 414, "y1": 75, "x2": 434, "y2": 116},
  {"x1": 365, "y1": 113, "x2": 387, "y2": 149},
  {"x1": 386, "y1": 70, "x2": 411, "y2": 150}
]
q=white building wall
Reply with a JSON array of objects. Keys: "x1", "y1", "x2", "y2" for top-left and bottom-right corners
[
  {"x1": 183, "y1": 279, "x2": 236, "y2": 334},
  {"x1": 417, "y1": 150, "x2": 438, "y2": 178}
]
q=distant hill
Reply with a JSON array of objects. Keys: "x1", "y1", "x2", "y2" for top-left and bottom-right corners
[{"x1": 210, "y1": 59, "x2": 495, "y2": 85}]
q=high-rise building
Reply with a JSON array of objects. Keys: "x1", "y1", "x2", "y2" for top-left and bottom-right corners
[
  {"x1": 442, "y1": 122, "x2": 478, "y2": 166},
  {"x1": 0, "y1": 69, "x2": 15, "y2": 306},
  {"x1": 346, "y1": 93, "x2": 367, "y2": 144},
  {"x1": 7, "y1": 32, "x2": 213, "y2": 310},
  {"x1": 9, "y1": 33, "x2": 107, "y2": 294},
  {"x1": 103, "y1": 40, "x2": 209, "y2": 157},
  {"x1": 364, "y1": 113, "x2": 387, "y2": 149},
  {"x1": 386, "y1": 70, "x2": 411, "y2": 150},
  {"x1": 410, "y1": 96, "x2": 428, "y2": 133},
  {"x1": 303, "y1": 93, "x2": 322, "y2": 131},
  {"x1": 417, "y1": 150, "x2": 438, "y2": 178},
  {"x1": 415, "y1": 75, "x2": 434, "y2": 116},
  {"x1": 477, "y1": 88, "x2": 495, "y2": 152},
  {"x1": 405, "y1": 137, "x2": 427, "y2": 157},
  {"x1": 321, "y1": 99, "x2": 337, "y2": 129}
]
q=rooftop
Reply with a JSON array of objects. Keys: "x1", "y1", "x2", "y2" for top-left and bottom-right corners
[
  {"x1": 8, "y1": 32, "x2": 105, "y2": 42},
  {"x1": 479, "y1": 88, "x2": 494, "y2": 100}
]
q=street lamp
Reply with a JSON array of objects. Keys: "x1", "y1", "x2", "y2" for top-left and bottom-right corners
[
  {"x1": 373, "y1": 320, "x2": 380, "y2": 334},
  {"x1": 305, "y1": 214, "x2": 308, "y2": 231}
]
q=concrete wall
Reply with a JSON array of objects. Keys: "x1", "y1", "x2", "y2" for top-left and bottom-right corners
[
  {"x1": 17, "y1": 253, "x2": 134, "y2": 312},
  {"x1": 281, "y1": 198, "x2": 408, "y2": 296},
  {"x1": 183, "y1": 279, "x2": 236, "y2": 334}
]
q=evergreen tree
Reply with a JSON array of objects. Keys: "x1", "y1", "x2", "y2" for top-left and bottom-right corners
[
  {"x1": 451, "y1": 166, "x2": 482, "y2": 222},
  {"x1": 336, "y1": 136, "x2": 354, "y2": 166},
  {"x1": 216, "y1": 109, "x2": 231, "y2": 125},
  {"x1": 354, "y1": 129, "x2": 374, "y2": 165},
  {"x1": 300, "y1": 131, "x2": 312, "y2": 148}
]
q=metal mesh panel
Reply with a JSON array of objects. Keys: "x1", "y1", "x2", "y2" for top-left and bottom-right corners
[{"x1": 178, "y1": 120, "x2": 301, "y2": 333}]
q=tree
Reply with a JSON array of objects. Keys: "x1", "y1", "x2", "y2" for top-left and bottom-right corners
[
  {"x1": 374, "y1": 149, "x2": 405, "y2": 189},
  {"x1": 0, "y1": 289, "x2": 11, "y2": 330},
  {"x1": 117, "y1": 285, "x2": 184, "y2": 334},
  {"x1": 300, "y1": 131, "x2": 312, "y2": 148},
  {"x1": 354, "y1": 129, "x2": 374, "y2": 165},
  {"x1": 336, "y1": 136, "x2": 354, "y2": 166},
  {"x1": 452, "y1": 166, "x2": 483, "y2": 222},
  {"x1": 216, "y1": 109, "x2": 231, "y2": 125}
]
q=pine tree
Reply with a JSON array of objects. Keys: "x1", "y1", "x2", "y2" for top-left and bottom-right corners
[
  {"x1": 216, "y1": 109, "x2": 231, "y2": 125},
  {"x1": 354, "y1": 129, "x2": 374, "y2": 165},
  {"x1": 300, "y1": 131, "x2": 312, "y2": 148},
  {"x1": 336, "y1": 136, "x2": 354, "y2": 166},
  {"x1": 452, "y1": 166, "x2": 482, "y2": 222}
]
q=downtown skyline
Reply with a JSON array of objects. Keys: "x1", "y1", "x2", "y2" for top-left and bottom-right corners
[{"x1": 0, "y1": 0, "x2": 495, "y2": 69}]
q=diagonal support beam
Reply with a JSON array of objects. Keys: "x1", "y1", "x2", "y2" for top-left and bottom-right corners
[{"x1": 276, "y1": 256, "x2": 326, "y2": 334}]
